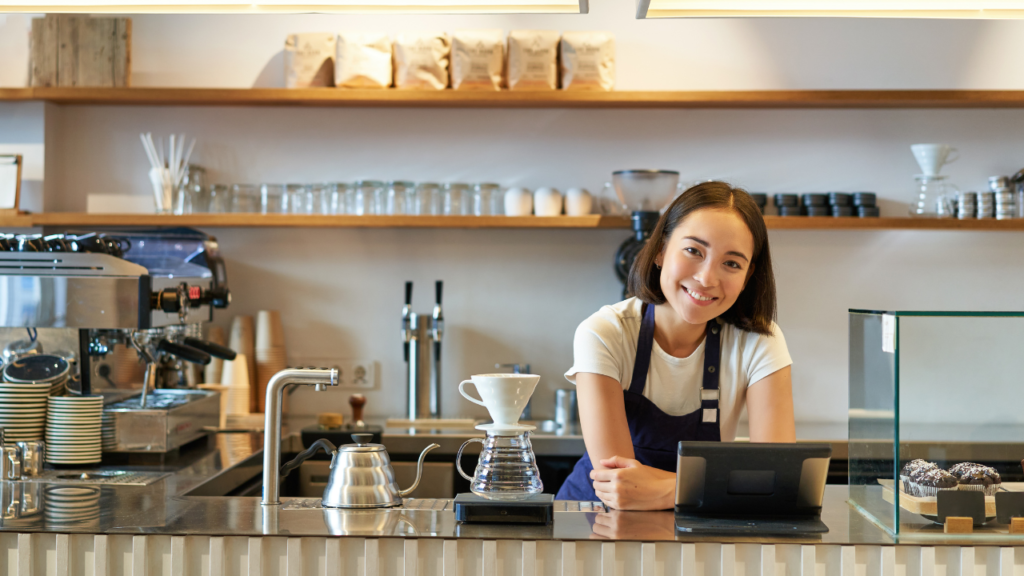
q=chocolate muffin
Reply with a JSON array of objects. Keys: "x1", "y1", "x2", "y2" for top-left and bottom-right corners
[
  {"x1": 900, "y1": 459, "x2": 937, "y2": 494},
  {"x1": 909, "y1": 467, "x2": 958, "y2": 497},
  {"x1": 948, "y1": 462, "x2": 1002, "y2": 496}
]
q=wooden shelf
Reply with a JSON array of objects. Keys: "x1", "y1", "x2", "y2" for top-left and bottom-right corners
[
  {"x1": 8, "y1": 87, "x2": 1024, "y2": 108},
  {"x1": 5, "y1": 212, "x2": 1024, "y2": 230}
]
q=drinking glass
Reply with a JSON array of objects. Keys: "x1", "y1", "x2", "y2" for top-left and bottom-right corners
[
  {"x1": 352, "y1": 180, "x2": 385, "y2": 216},
  {"x1": 260, "y1": 184, "x2": 286, "y2": 214},
  {"x1": 173, "y1": 165, "x2": 206, "y2": 215},
  {"x1": 387, "y1": 181, "x2": 414, "y2": 215},
  {"x1": 474, "y1": 183, "x2": 503, "y2": 216},
  {"x1": 331, "y1": 183, "x2": 350, "y2": 215},
  {"x1": 443, "y1": 183, "x2": 471, "y2": 216},
  {"x1": 208, "y1": 184, "x2": 231, "y2": 213},
  {"x1": 309, "y1": 183, "x2": 335, "y2": 215},
  {"x1": 414, "y1": 182, "x2": 441, "y2": 215},
  {"x1": 230, "y1": 184, "x2": 259, "y2": 213},
  {"x1": 286, "y1": 184, "x2": 309, "y2": 215}
]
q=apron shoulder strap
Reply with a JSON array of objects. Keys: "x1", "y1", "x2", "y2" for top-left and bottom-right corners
[{"x1": 627, "y1": 302, "x2": 656, "y2": 395}]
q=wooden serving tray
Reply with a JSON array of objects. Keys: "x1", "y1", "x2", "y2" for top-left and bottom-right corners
[{"x1": 878, "y1": 479, "x2": 1024, "y2": 516}]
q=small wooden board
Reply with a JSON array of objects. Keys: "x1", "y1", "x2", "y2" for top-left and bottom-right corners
[{"x1": 876, "y1": 479, "x2": 1024, "y2": 517}]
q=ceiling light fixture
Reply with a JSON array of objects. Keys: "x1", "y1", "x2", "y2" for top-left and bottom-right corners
[
  {"x1": 0, "y1": 0, "x2": 588, "y2": 13},
  {"x1": 637, "y1": 0, "x2": 1022, "y2": 19}
]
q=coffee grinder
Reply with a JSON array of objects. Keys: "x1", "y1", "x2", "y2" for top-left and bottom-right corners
[
  {"x1": 453, "y1": 373, "x2": 552, "y2": 524},
  {"x1": 611, "y1": 170, "x2": 683, "y2": 298}
]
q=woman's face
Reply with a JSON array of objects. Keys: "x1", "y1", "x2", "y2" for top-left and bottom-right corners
[{"x1": 655, "y1": 208, "x2": 755, "y2": 326}]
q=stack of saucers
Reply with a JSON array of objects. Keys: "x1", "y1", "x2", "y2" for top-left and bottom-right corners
[
  {"x1": 44, "y1": 486, "x2": 101, "y2": 528},
  {"x1": 0, "y1": 382, "x2": 50, "y2": 441},
  {"x1": 3, "y1": 354, "x2": 70, "y2": 396},
  {"x1": 45, "y1": 396, "x2": 103, "y2": 464}
]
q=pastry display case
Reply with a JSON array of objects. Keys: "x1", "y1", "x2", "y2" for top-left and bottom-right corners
[{"x1": 848, "y1": 310, "x2": 1024, "y2": 540}]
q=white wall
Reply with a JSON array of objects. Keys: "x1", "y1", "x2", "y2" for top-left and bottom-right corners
[{"x1": 4, "y1": 5, "x2": 1024, "y2": 431}]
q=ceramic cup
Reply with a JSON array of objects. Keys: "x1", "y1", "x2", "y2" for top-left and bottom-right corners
[
  {"x1": 459, "y1": 373, "x2": 540, "y2": 426},
  {"x1": 911, "y1": 143, "x2": 959, "y2": 176}
]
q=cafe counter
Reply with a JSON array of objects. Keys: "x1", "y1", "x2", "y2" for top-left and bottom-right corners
[{"x1": 0, "y1": 430, "x2": 1019, "y2": 576}]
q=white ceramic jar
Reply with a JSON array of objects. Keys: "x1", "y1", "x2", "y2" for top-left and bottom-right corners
[
  {"x1": 533, "y1": 187, "x2": 563, "y2": 217},
  {"x1": 564, "y1": 187, "x2": 593, "y2": 216},
  {"x1": 504, "y1": 187, "x2": 533, "y2": 216}
]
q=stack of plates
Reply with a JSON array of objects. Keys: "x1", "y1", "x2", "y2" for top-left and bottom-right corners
[
  {"x1": 45, "y1": 396, "x2": 102, "y2": 464},
  {"x1": 4, "y1": 354, "x2": 69, "y2": 396},
  {"x1": 44, "y1": 486, "x2": 100, "y2": 528},
  {"x1": 0, "y1": 382, "x2": 51, "y2": 441}
]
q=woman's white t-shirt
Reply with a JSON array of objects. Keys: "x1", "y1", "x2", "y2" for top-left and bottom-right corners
[{"x1": 564, "y1": 297, "x2": 792, "y2": 442}]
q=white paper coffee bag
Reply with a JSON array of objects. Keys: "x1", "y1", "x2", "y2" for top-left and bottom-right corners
[
  {"x1": 335, "y1": 32, "x2": 392, "y2": 89},
  {"x1": 393, "y1": 32, "x2": 450, "y2": 90},
  {"x1": 451, "y1": 30, "x2": 504, "y2": 91},
  {"x1": 506, "y1": 30, "x2": 560, "y2": 91},
  {"x1": 284, "y1": 33, "x2": 336, "y2": 88},
  {"x1": 560, "y1": 31, "x2": 615, "y2": 91}
]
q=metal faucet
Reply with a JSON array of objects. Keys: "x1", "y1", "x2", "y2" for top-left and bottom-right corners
[
  {"x1": 262, "y1": 367, "x2": 339, "y2": 506},
  {"x1": 404, "y1": 280, "x2": 444, "y2": 420}
]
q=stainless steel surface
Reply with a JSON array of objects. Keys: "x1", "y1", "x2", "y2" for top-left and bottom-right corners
[
  {"x1": 0, "y1": 424, "x2": 1009, "y2": 545},
  {"x1": 298, "y1": 460, "x2": 456, "y2": 499},
  {"x1": 0, "y1": 253, "x2": 146, "y2": 328},
  {"x1": 262, "y1": 368, "x2": 339, "y2": 506},
  {"x1": 101, "y1": 389, "x2": 219, "y2": 452},
  {"x1": 19, "y1": 469, "x2": 169, "y2": 485},
  {"x1": 15, "y1": 441, "x2": 44, "y2": 477},
  {"x1": 321, "y1": 436, "x2": 440, "y2": 508},
  {"x1": 554, "y1": 389, "x2": 579, "y2": 426},
  {"x1": 407, "y1": 314, "x2": 440, "y2": 420},
  {"x1": 0, "y1": 445, "x2": 20, "y2": 480}
]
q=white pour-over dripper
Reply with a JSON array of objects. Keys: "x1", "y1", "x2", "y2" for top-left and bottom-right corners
[
  {"x1": 911, "y1": 143, "x2": 959, "y2": 176},
  {"x1": 459, "y1": 373, "x2": 540, "y2": 435}
]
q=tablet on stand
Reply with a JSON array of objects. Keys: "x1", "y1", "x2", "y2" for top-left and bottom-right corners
[{"x1": 674, "y1": 442, "x2": 832, "y2": 535}]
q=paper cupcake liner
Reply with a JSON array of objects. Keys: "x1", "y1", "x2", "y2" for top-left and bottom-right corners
[
  {"x1": 911, "y1": 483, "x2": 958, "y2": 498},
  {"x1": 957, "y1": 483, "x2": 1000, "y2": 496}
]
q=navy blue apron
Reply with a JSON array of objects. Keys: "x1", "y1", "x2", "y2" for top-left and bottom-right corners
[{"x1": 556, "y1": 303, "x2": 722, "y2": 502}]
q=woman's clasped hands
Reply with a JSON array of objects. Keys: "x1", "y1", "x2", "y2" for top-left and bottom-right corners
[{"x1": 589, "y1": 455, "x2": 676, "y2": 510}]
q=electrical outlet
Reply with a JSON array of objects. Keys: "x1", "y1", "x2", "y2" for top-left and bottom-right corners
[{"x1": 289, "y1": 358, "x2": 377, "y2": 390}]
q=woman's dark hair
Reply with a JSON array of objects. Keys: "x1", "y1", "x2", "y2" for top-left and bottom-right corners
[{"x1": 626, "y1": 181, "x2": 777, "y2": 335}]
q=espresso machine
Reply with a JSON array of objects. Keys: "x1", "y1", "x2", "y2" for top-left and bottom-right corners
[{"x1": 0, "y1": 228, "x2": 234, "y2": 453}]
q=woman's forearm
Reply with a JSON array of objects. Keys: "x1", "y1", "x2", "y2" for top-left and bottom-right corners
[
  {"x1": 747, "y1": 366, "x2": 796, "y2": 443},
  {"x1": 575, "y1": 373, "x2": 635, "y2": 469}
]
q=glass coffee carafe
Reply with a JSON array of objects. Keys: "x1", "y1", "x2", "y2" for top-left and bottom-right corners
[
  {"x1": 910, "y1": 175, "x2": 956, "y2": 218},
  {"x1": 456, "y1": 430, "x2": 543, "y2": 500}
]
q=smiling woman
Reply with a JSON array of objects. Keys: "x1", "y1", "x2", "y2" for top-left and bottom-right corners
[{"x1": 555, "y1": 181, "x2": 796, "y2": 511}]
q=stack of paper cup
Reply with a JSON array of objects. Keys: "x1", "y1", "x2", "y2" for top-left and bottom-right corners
[
  {"x1": 255, "y1": 310, "x2": 288, "y2": 414},
  {"x1": 221, "y1": 353, "x2": 251, "y2": 416},
  {"x1": 198, "y1": 384, "x2": 230, "y2": 428},
  {"x1": 226, "y1": 316, "x2": 255, "y2": 401},
  {"x1": 203, "y1": 325, "x2": 226, "y2": 385}
]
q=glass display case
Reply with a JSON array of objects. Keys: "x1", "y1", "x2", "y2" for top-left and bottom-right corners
[{"x1": 848, "y1": 310, "x2": 1024, "y2": 541}]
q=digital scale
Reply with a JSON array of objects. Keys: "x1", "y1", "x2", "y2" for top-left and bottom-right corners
[{"x1": 454, "y1": 493, "x2": 554, "y2": 525}]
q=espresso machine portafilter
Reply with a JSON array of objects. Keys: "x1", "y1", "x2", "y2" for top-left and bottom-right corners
[{"x1": 402, "y1": 280, "x2": 443, "y2": 420}]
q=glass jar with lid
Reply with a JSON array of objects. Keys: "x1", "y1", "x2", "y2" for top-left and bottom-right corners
[
  {"x1": 443, "y1": 183, "x2": 471, "y2": 216},
  {"x1": 414, "y1": 182, "x2": 442, "y2": 216},
  {"x1": 354, "y1": 180, "x2": 385, "y2": 216},
  {"x1": 473, "y1": 183, "x2": 503, "y2": 216},
  {"x1": 387, "y1": 181, "x2": 415, "y2": 215}
]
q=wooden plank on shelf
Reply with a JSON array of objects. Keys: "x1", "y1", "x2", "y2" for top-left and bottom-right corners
[
  {"x1": 14, "y1": 213, "x2": 1024, "y2": 230},
  {"x1": 76, "y1": 17, "x2": 115, "y2": 88},
  {"x1": 56, "y1": 15, "x2": 82, "y2": 88},
  {"x1": 112, "y1": 18, "x2": 131, "y2": 88},
  {"x1": 29, "y1": 16, "x2": 58, "y2": 88},
  {"x1": 27, "y1": 213, "x2": 633, "y2": 229},
  {"x1": 0, "y1": 89, "x2": 34, "y2": 101},
  {"x1": 14, "y1": 88, "x2": 1024, "y2": 109}
]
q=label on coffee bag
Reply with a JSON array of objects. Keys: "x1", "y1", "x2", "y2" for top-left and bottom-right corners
[
  {"x1": 506, "y1": 30, "x2": 559, "y2": 91},
  {"x1": 560, "y1": 31, "x2": 615, "y2": 91},
  {"x1": 394, "y1": 32, "x2": 450, "y2": 90},
  {"x1": 451, "y1": 30, "x2": 504, "y2": 91}
]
